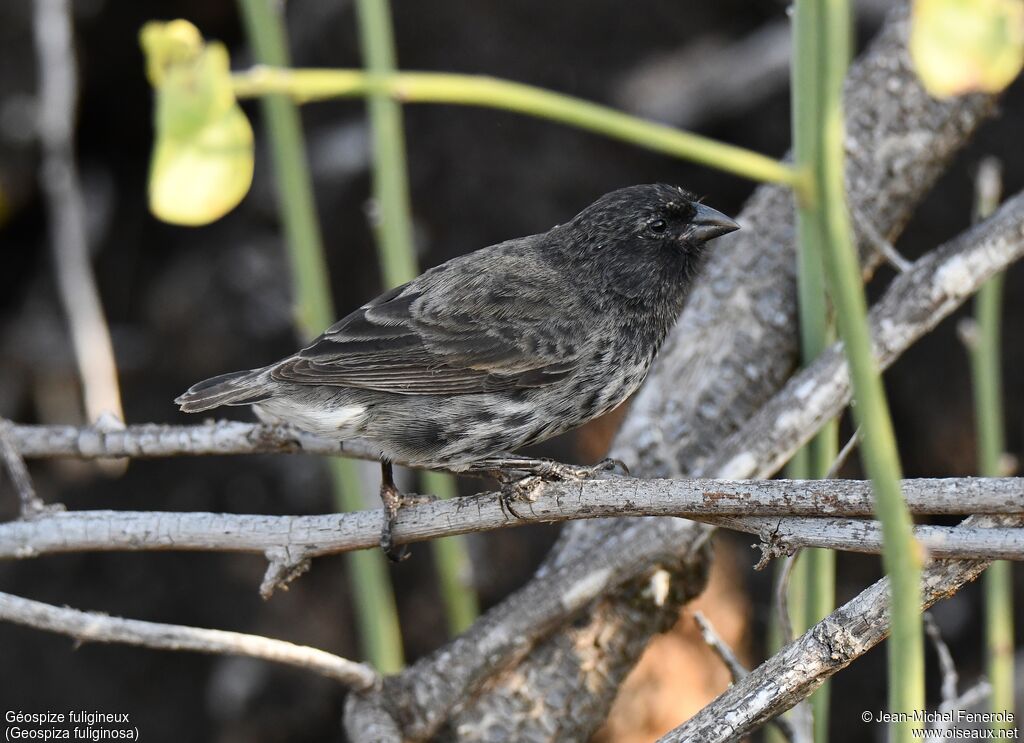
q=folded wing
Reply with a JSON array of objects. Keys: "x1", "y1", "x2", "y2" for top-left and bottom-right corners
[{"x1": 271, "y1": 256, "x2": 584, "y2": 396}]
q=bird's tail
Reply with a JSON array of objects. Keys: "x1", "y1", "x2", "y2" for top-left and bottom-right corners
[{"x1": 175, "y1": 368, "x2": 272, "y2": 413}]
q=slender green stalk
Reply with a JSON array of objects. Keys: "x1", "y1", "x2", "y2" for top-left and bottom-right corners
[
  {"x1": 970, "y1": 160, "x2": 1014, "y2": 734},
  {"x1": 767, "y1": 551, "x2": 806, "y2": 743},
  {"x1": 984, "y1": 560, "x2": 1015, "y2": 730},
  {"x1": 230, "y1": 18, "x2": 331, "y2": 338},
  {"x1": 354, "y1": 0, "x2": 479, "y2": 634},
  {"x1": 791, "y1": 3, "x2": 839, "y2": 739},
  {"x1": 804, "y1": 547, "x2": 836, "y2": 739},
  {"x1": 354, "y1": 0, "x2": 417, "y2": 286},
  {"x1": 237, "y1": 0, "x2": 404, "y2": 674},
  {"x1": 782, "y1": 450, "x2": 810, "y2": 639},
  {"x1": 795, "y1": 1, "x2": 923, "y2": 738},
  {"x1": 973, "y1": 273, "x2": 1007, "y2": 476},
  {"x1": 232, "y1": 68, "x2": 799, "y2": 190},
  {"x1": 423, "y1": 471, "x2": 480, "y2": 634}
]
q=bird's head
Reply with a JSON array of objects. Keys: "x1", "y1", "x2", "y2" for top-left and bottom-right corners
[
  {"x1": 558, "y1": 184, "x2": 739, "y2": 301},
  {"x1": 568, "y1": 183, "x2": 739, "y2": 254}
]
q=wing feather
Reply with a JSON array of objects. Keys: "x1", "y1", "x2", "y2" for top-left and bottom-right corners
[{"x1": 270, "y1": 254, "x2": 583, "y2": 395}]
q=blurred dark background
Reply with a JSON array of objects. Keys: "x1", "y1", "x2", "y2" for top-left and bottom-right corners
[{"x1": 0, "y1": 0, "x2": 1021, "y2": 741}]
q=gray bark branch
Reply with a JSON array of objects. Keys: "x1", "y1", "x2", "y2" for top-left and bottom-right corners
[
  {"x1": 0, "y1": 419, "x2": 48, "y2": 517},
  {"x1": 694, "y1": 612, "x2": 802, "y2": 743},
  {"x1": 1, "y1": 477, "x2": 1021, "y2": 561},
  {"x1": 10, "y1": 8, "x2": 1010, "y2": 738},
  {"x1": 424, "y1": 6, "x2": 1001, "y2": 738},
  {"x1": 386, "y1": 180, "x2": 1021, "y2": 739},
  {"x1": 703, "y1": 515, "x2": 1024, "y2": 562},
  {"x1": 10, "y1": 420, "x2": 381, "y2": 463},
  {"x1": 0, "y1": 590, "x2": 380, "y2": 690},
  {"x1": 658, "y1": 516, "x2": 1019, "y2": 742},
  {"x1": 704, "y1": 188, "x2": 1024, "y2": 482}
]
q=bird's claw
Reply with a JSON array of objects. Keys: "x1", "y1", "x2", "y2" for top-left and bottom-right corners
[
  {"x1": 499, "y1": 475, "x2": 545, "y2": 519},
  {"x1": 596, "y1": 457, "x2": 629, "y2": 476},
  {"x1": 379, "y1": 482, "x2": 410, "y2": 563},
  {"x1": 497, "y1": 458, "x2": 626, "y2": 520}
]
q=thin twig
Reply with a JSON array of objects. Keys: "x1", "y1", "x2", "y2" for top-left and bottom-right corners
[
  {"x1": 694, "y1": 612, "x2": 800, "y2": 743},
  {"x1": 33, "y1": 0, "x2": 123, "y2": 424},
  {"x1": 973, "y1": 157, "x2": 1003, "y2": 225},
  {"x1": 775, "y1": 551, "x2": 801, "y2": 646},
  {"x1": 923, "y1": 613, "x2": 959, "y2": 713},
  {"x1": 0, "y1": 590, "x2": 380, "y2": 690},
  {"x1": 694, "y1": 611, "x2": 749, "y2": 680},
  {"x1": 0, "y1": 420, "x2": 48, "y2": 518},
  {"x1": 824, "y1": 427, "x2": 860, "y2": 479},
  {"x1": 852, "y1": 203, "x2": 912, "y2": 272},
  {"x1": 706, "y1": 515, "x2": 1024, "y2": 564},
  {"x1": 947, "y1": 679, "x2": 992, "y2": 717},
  {"x1": 11, "y1": 421, "x2": 379, "y2": 462}
]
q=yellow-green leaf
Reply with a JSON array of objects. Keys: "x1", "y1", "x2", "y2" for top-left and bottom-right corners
[
  {"x1": 141, "y1": 20, "x2": 254, "y2": 225},
  {"x1": 911, "y1": 0, "x2": 1024, "y2": 98}
]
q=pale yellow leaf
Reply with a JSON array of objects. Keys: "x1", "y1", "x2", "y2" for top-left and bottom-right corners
[
  {"x1": 149, "y1": 104, "x2": 254, "y2": 226},
  {"x1": 911, "y1": 0, "x2": 1024, "y2": 98},
  {"x1": 141, "y1": 21, "x2": 255, "y2": 225}
]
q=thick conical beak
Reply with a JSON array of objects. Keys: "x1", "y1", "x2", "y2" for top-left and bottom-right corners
[{"x1": 689, "y1": 202, "x2": 740, "y2": 243}]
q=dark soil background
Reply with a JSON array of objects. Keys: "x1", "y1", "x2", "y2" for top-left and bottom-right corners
[{"x1": 1, "y1": 1, "x2": 1021, "y2": 741}]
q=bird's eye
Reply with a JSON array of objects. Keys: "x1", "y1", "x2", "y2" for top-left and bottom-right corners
[{"x1": 648, "y1": 219, "x2": 668, "y2": 234}]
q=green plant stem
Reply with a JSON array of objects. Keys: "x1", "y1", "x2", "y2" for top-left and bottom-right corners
[
  {"x1": 354, "y1": 0, "x2": 417, "y2": 286},
  {"x1": 232, "y1": 68, "x2": 799, "y2": 190},
  {"x1": 973, "y1": 274, "x2": 1007, "y2": 477},
  {"x1": 232, "y1": 14, "x2": 331, "y2": 338},
  {"x1": 791, "y1": 2, "x2": 839, "y2": 740},
  {"x1": 804, "y1": 546, "x2": 836, "y2": 739},
  {"x1": 970, "y1": 165, "x2": 1013, "y2": 733},
  {"x1": 795, "y1": 1, "x2": 923, "y2": 738},
  {"x1": 423, "y1": 471, "x2": 480, "y2": 634},
  {"x1": 237, "y1": 0, "x2": 404, "y2": 674},
  {"x1": 354, "y1": 0, "x2": 479, "y2": 635}
]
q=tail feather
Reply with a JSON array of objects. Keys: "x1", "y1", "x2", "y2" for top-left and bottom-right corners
[{"x1": 175, "y1": 369, "x2": 271, "y2": 413}]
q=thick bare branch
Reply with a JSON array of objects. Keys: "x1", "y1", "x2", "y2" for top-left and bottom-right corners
[
  {"x1": 659, "y1": 516, "x2": 1018, "y2": 743},
  {"x1": 1, "y1": 478, "x2": 1019, "y2": 562},
  {"x1": 390, "y1": 186, "x2": 1024, "y2": 738},
  {"x1": 10, "y1": 184, "x2": 1018, "y2": 740},
  {"x1": 706, "y1": 189, "x2": 1024, "y2": 481},
  {"x1": 0, "y1": 590, "x2": 380, "y2": 690},
  {"x1": 694, "y1": 612, "x2": 802, "y2": 743},
  {"x1": 445, "y1": 6, "x2": 1000, "y2": 738}
]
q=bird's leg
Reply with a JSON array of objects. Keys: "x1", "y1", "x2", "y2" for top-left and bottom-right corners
[
  {"x1": 466, "y1": 454, "x2": 629, "y2": 519},
  {"x1": 378, "y1": 460, "x2": 410, "y2": 563}
]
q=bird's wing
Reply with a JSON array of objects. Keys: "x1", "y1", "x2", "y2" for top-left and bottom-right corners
[{"x1": 270, "y1": 250, "x2": 586, "y2": 396}]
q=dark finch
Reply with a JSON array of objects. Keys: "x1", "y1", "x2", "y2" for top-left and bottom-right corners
[{"x1": 177, "y1": 184, "x2": 738, "y2": 557}]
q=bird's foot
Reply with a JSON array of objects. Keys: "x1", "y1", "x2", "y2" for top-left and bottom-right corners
[
  {"x1": 379, "y1": 481, "x2": 425, "y2": 563},
  {"x1": 377, "y1": 460, "x2": 440, "y2": 563},
  {"x1": 496, "y1": 457, "x2": 628, "y2": 519},
  {"x1": 499, "y1": 475, "x2": 544, "y2": 519}
]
